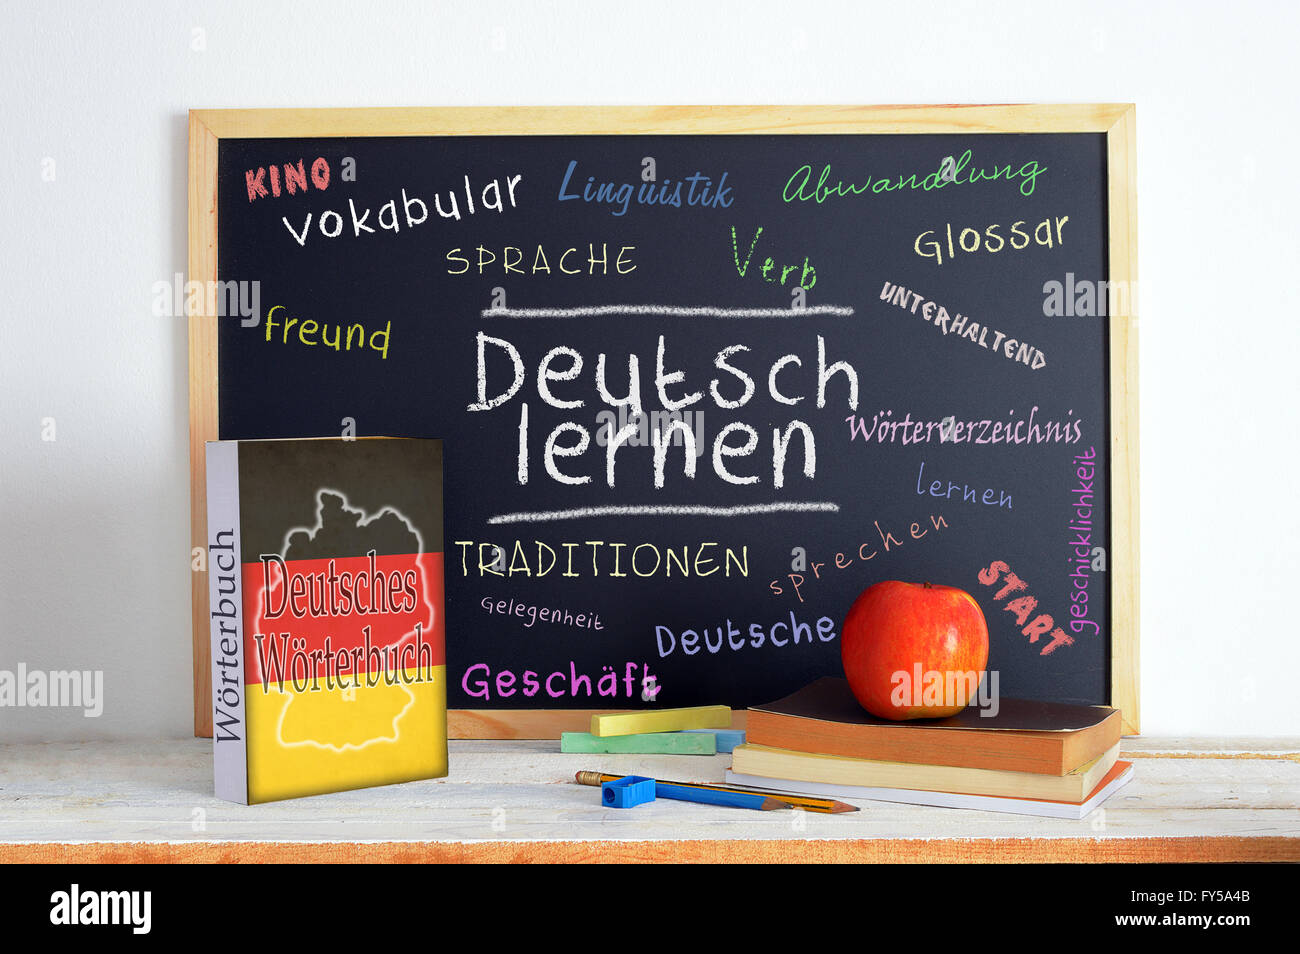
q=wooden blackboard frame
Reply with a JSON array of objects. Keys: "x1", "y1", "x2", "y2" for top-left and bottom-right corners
[{"x1": 188, "y1": 105, "x2": 1139, "y2": 739}]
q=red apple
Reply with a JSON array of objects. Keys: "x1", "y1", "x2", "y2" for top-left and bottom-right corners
[{"x1": 841, "y1": 580, "x2": 989, "y2": 720}]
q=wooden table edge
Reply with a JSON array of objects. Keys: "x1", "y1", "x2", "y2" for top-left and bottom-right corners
[{"x1": 4, "y1": 836, "x2": 1296, "y2": 864}]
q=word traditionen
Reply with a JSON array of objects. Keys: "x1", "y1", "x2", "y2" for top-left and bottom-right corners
[
  {"x1": 454, "y1": 539, "x2": 748, "y2": 579},
  {"x1": 878, "y1": 282, "x2": 1047, "y2": 370},
  {"x1": 782, "y1": 150, "x2": 1048, "y2": 204}
]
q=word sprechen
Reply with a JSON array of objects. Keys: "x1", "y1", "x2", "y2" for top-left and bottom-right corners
[{"x1": 467, "y1": 332, "x2": 860, "y2": 488}]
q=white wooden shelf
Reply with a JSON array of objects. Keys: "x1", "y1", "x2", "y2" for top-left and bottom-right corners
[{"x1": 1, "y1": 738, "x2": 1297, "y2": 862}]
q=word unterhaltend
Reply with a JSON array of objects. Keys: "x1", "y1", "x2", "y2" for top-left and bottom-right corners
[{"x1": 878, "y1": 281, "x2": 1047, "y2": 370}]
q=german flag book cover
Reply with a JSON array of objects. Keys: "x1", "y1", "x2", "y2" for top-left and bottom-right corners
[{"x1": 205, "y1": 437, "x2": 446, "y2": 804}]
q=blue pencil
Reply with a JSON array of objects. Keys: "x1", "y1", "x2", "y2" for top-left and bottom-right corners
[
  {"x1": 576, "y1": 771, "x2": 790, "y2": 811},
  {"x1": 654, "y1": 780, "x2": 791, "y2": 811}
]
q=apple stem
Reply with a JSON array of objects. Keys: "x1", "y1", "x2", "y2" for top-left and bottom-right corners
[{"x1": 923, "y1": 582, "x2": 932, "y2": 589}]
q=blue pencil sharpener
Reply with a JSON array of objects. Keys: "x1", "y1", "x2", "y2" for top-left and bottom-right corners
[{"x1": 601, "y1": 776, "x2": 656, "y2": 808}]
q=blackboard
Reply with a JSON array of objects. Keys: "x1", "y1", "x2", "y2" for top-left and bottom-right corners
[{"x1": 188, "y1": 106, "x2": 1139, "y2": 738}]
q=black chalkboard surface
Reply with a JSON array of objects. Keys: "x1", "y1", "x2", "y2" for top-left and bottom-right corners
[{"x1": 190, "y1": 106, "x2": 1139, "y2": 735}]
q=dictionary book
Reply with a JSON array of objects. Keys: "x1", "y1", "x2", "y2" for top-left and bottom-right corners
[{"x1": 205, "y1": 437, "x2": 446, "y2": 804}]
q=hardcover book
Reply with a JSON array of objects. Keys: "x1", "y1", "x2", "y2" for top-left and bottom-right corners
[
  {"x1": 746, "y1": 677, "x2": 1120, "y2": 775},
  {"x1": 724, "y1": 761, "x2": 1135, "y2": 819},
  {"x1": 729, "y1": 741, "x2": 1121, "y2": 803},
  {"x1": 205, "y1": 437, "x2": 446, "y2": 803}
]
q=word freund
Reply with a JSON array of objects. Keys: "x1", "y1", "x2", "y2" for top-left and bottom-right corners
[
  {"x1": 770, "y1": 513, "x2": 950, "y2": 602},
  {"x1": 783, "y1": 151, "x2": 1047, "y2": 204},
  {"x1": 263, "y1": 305, "x2": 391, "y2": 359},
  {"x1": 976, "y1": 560, "x2": 1075, "y2": 655},
  {"x1": 878, "y1": 282, "x2": 1047, "y2": 370}
]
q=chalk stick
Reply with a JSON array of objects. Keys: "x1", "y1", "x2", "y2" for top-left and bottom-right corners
[
  {"x1": 683, "y1": 729, "x2": 747, "y2": 753},
  {"x1": 591, "y1": 706, "x2": 732, "y2": 737},
  {"x1": 561, "y1": 732, "x2": 716, "y2": 755}
]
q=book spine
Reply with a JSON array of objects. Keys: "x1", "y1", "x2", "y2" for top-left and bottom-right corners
[{"x1": 206, "y1": 441, "x2": 249, "y2": 804}]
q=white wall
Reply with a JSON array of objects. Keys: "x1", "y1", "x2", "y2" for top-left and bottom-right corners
[{"x1": 1, "y1": 0, "x2": 1296, "y2": 741}]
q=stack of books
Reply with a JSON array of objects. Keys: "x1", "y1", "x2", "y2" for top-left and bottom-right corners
[{"x1": 727, "y1": 678, "x2": 1132, "y2": 818}]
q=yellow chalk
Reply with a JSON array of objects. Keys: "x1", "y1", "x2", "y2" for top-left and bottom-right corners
[{"x1": 591, "y1": 705, "x2": 731, "y2": 737}]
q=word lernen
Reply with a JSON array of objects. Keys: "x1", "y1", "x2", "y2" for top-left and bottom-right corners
[{"x1": 468, "y1": 332, "x2": 860, "y2": 488}]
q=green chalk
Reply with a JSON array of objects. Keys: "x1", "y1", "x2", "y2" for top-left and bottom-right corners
[
  {"x1": 683, "y1": 729, "x2": 747, "y2": 753},
  {"x1": 560, "y1": 732, "x2": 717, "y2": 755}
]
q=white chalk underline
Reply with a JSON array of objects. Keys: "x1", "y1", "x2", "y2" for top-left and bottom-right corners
[
  {"x1": 480, "y1": 305, "x2": 854, "y2": 318},
  {"x1": 486, "y1": 502, "x2": 841, "y2": 524}
]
